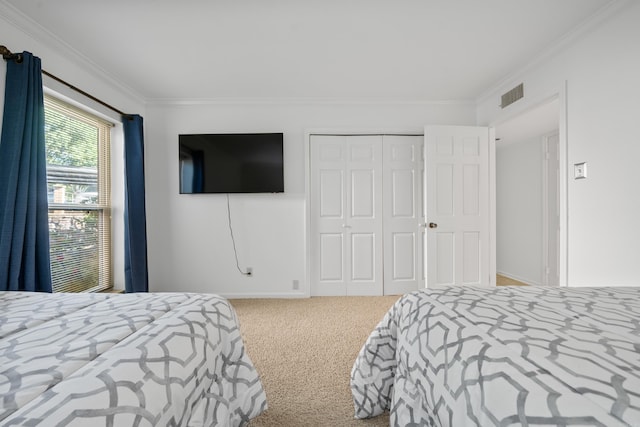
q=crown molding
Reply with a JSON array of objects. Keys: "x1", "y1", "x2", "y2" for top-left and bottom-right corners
[
  {"x1": 145, "y1": 97, "x2": 476, "y2": 107},
  {"x1": 475, "y1": 0, "x2": 631, "y2": 105},
  {"x1": 0, "y1": 0, "x2": 146, "y2": 108},
  {"x1": 6, "y1": 0, "x2": 623, "y2": 110},
  {"x1": 0, "y1": 0, "x2": 474, "y2": 110}
]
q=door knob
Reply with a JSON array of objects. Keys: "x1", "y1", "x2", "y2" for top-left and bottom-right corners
[{"x1": 428, "y1": 222, "x2": 438, "y2": 229}]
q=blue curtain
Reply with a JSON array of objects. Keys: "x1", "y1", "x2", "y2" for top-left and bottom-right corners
[
  {"x1": 123, "y1": 115, "x2": 149, "y2": 293},
  {"x1": 0, "y1": 52, "x2": 52, "y2": 292}
]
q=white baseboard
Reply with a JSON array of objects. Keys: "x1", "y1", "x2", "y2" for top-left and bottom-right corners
[{"x1": 221, "y1": 291, "x2": 309, "y2": 299}]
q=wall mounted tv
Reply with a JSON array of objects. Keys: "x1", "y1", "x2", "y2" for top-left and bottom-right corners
[{"x1": 179, "y1": 133, "x2": 284, "y2": 194}]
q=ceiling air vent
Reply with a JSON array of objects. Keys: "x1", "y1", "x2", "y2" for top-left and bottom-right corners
[{"x1": 500, "y1": 83, "x2": 524, "y2": 109}]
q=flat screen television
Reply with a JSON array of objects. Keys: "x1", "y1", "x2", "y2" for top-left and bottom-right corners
[{"x1": 179, "y1": 133, "x2": 284, "y2": 194}]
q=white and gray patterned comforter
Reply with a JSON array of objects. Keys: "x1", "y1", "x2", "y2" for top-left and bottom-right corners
[
  {"x1": 351, "y1": 286, "x2": 640, "y2": 426},
  {"x1": 0, "y1": 291, "x2": 266, "y2": 426}
]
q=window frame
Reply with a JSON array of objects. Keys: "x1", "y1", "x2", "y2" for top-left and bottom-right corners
[{"x1": 44, "y1": 95, "x2": 113, "y2": 293}]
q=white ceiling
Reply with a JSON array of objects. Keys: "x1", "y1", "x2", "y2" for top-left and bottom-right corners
[{"x1": 3, "y1": 0, "x2": 613, "y2": 102}]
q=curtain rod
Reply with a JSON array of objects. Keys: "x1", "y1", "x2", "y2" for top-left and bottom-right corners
[{"x1": 1, "y1": 44, "x2": 128, "y2": 117}]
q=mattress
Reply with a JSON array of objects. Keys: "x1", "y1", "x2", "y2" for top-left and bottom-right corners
[
  {"x1": 0, "y1": 291, "x2": 266, "y2": 426},
  {"x1": 351, "y1": 286, "x2": 640, "y2": 426}
]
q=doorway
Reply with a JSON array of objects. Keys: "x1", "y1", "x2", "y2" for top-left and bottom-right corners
[{"x1": 494, "y1": 99, "x2": 561, "y2": 286}]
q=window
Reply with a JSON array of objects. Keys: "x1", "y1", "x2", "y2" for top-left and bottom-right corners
[{"x1": 44, "y1": 95, "x2": 112, "y2": 292}]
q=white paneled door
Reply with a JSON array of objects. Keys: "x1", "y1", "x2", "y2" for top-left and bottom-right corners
[
  {"x1": 311, "y1": 134, "x2": 425, "y2": 296},
  {"x1": 310, "y1": 135, "x2": 383, "y2": 296},
  {"x1": 382, "y1": 135, "x2": 425, "y2": 294},
  {"x1": 424, "y1": 126, "x2": 490, "y2": 287}
]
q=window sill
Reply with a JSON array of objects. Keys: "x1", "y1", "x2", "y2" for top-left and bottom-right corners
[{"x1": 99, "y1": 288, "x2": 124, "y2": 294}]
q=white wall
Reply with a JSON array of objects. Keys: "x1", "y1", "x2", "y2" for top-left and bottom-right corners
[
  {"x1": 0, "y1": 10, "x2": 144, "y2": 115},
  {"x1": 145, "y1": 102, "x2": 475, "y2": 297},
  {"x1": 0, "y1": 12, "x2": 146, "y2": 290},
  {"x1": 2, "y1": 4, "x2": 475, "y2": 297},
  {"x1": 12, "y1": 0, "x2": 639, "y2": 292},
  {"x1": 496, "y1": 138, "x2": 543, "y2": 285},
  {"x1": 478, "y1": 1, "x2": 640, "y2": 286}
]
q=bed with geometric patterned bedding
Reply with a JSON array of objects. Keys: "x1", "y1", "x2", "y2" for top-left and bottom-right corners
[
  {"x1": 0, "y1": 291, "x2": 266, "y2": 426},
  {"x1": 351, "y1": 286, "x2": 640, "y2": 426}
]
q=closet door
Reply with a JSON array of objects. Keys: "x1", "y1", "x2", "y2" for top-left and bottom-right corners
[
  {"x1": 382, "y1": 135, "x2": 425, "y2": 295},
  {"x1": 310, "y1": 135, "x2": 383, "y2": 296}
]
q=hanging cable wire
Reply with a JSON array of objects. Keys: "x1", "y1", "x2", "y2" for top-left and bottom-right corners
[{"x1": 226, "y1": 194, "x2": 250, "y2": 276}]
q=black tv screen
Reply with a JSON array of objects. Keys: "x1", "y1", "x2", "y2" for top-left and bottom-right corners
[{"x1": 179, "y1": 133, "x2": 284, "y2": 194}]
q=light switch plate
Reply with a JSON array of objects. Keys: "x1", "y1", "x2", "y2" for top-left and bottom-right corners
[{"x1": 574, "y1": 162, "x2": 587, "y2": 179}]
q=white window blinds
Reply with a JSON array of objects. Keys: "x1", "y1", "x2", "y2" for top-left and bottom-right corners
[{"x1": 44, "y1": 96, "x2": 112, "y2": 293}]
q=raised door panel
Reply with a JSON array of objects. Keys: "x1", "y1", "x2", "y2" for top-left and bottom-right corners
[
  {"x1": 436, "y1": 232, "x2": 455, "y2": 285},
  {"x1": 351, "y1": 233, "x2": 376, "y2": 281},
  {"x1": 319, "y1": 170, "x2": 344, "y2": 218},
  {"x1": 351, "y1": 170, "x2": 375, "y2": 218},
  {"x1": 391, "y1": 170, "x2": 415, "y2": 217},
  {"x1": 462, "y1": 232, "x2": 480, "y2": 283},
  {"x1": 319, "y1": 233, "x2": 343, "y2": 281},
  {"x1": 391, "y1": 232, "x2": 416, "y2": 280},
  {"x1": 436, "y1": 164, "x2": 454, "y2": 216},
  {"x1": 462, "y1": 164, "x2": 479, "y2": 216}
]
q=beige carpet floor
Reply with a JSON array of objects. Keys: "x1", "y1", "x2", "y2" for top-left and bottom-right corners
[
  {"x1": 496, "y1": 274, "x2": 528, "y2": 286},
  {"x1": 230, "y1": 296, "x2": 399, "y2": 427}
]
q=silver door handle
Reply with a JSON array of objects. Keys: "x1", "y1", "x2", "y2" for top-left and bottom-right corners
[
  {"x1": 428, "y1": 222, "x2": 438, "y2": 229},
  {"x1": 342, "y1": 224, "x2": 352, "y2": 229}
]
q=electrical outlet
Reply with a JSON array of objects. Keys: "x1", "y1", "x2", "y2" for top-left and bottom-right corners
[
  {"x1": 293, "y1": 279, "x2": 299, "y2": 290},
  {"x1": 246, "y1": 267, "x2": 252, "y2": 276}
]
